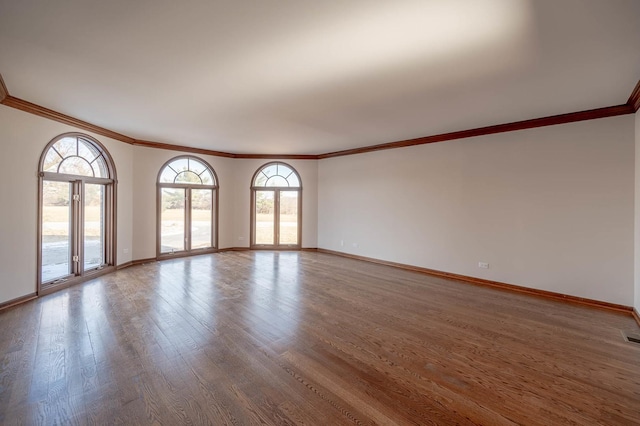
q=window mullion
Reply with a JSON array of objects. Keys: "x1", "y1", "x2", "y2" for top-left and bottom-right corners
[
  {"x1": 275, "y1": 190, "x2": 280, "y2": 246},
  {"x1": 186, "y1": 188, "x2": 191, "y2": 252},
  {"x1": 72, "y1": 180, "x2": 82, "y2": 277}
]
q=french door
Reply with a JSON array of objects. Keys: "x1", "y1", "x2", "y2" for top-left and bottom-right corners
[
  {"x1": 252, "y1": 189, "x2": 300, "y2": 247},
  {"x1": 159, "y1": 187, "x2": 216, "y2": 255},
  {"x1": 41, "y1": 177, "x2": 113, "y2": 286}
]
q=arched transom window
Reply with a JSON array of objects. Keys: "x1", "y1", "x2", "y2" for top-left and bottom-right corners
[
  {"x1": 251, "y1": 162, "x2": 302, "y2": 248},
  {"x1": 42, "y1": 135, "x2": 111, "y2": 178},
  {"x1": 157, "y1": 156, "x2": 219, "y2": 256},
  {"x1": 253, "y1": 163, "x2": 301, "y2": 188},
  {"x1": 39, "y1": 133, "x2": 117, "y2": 291},
  {"x1": 159, "y1": 156, "x2": 215, "y2": 185}
]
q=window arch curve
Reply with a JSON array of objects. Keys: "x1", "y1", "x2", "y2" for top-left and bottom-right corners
[
  {"x1": 38, "y1": 133, "x2": 117, "y2": 292},
  {"x1": 157, "y1": 156, "x2": 219, "y2": 257},
  {"x1": 251, "y1": 162, "x2": 302, "y2": 248},
  {"x1": 252, "y1": 162, "x2": 301, "y2": 188}
]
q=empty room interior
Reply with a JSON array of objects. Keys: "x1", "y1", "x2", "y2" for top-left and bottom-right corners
[{"x1": 1, "y1": 0, "x2": 640, "y2": 424}]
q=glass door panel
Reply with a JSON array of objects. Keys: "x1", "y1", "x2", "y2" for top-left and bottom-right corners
[
  {"x1": 255, "y1": 191, "x2": 275, "y2": 245},
  {"x1": 279, "y1": 191, "x2": 299, "y2": 245},
  {"x1": 84, "y1": 183, "x2": 105, "y2": 270},
  {"x1": 161, "y1": 188, "x2": 185, "y2": 253},
  {"x1": 191, "y1": 189, "x2": 212, "y2": 249},
  {"x1": 42, "y1": 181, "x2": 72, "y2": 282}
]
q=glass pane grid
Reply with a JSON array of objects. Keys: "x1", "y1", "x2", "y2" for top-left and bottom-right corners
[
  {"x1": 254, "y1": 163, "x2": 300, "y2": 188},
  {"x1": 160, "y1": 157, "x2": 215, "y2": 186}
]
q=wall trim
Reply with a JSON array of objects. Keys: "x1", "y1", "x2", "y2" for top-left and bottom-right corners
[
  {"x1": 133, "y1": 139, "x2": 235, "y2": 158},
  {"x1": 1, "y1": 95, "x2": 136, "y2": 144},
  {"x1": 317, "y1": 104, "x2": 633, "y2": 159},
  {"x1": 0, "y1": 292, "x2": 37, "y2": 312},
  {"x1": 39, "y1": 266, "x2": 117, "y2": 297},
  {"x1": 633, "y1": 309, "x2": 640, "y2": 328},
  {"x1": 235, "y1": 153, "x2": 319, "y2": 160},
  {"x1": 317, "y1": 248, "x2": 634, "y2": 315},
  {"x1": 117, "y1": 257, "x2": 157, "y2": 270},
  {"x1": 0, "y1": 72, "x2": 638, "y2": 159},
  {"x1": 116, "y1": 261, "x2": 133, "y2": 270}
]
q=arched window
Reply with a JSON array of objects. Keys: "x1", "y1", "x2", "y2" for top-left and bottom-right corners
[
  {"x1": 157, "y1": 156, "x2": 218, "y2": 257},
  {"x1": 38, "y1": 133, "x2": 117, "y2": 292},
  {"x1": 251, "y1": 162, "x2": 302, "y2": 248}
]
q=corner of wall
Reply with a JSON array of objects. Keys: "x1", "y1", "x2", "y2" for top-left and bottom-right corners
[{"x1": 635, "y1": 111, "x2": 640, "y2": 312}]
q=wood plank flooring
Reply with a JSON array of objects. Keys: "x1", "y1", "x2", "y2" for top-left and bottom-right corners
[{"x1": 1, "y1": 251, "x2": 639, "y2": 425}]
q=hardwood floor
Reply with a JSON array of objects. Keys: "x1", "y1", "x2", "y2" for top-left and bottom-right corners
[{"x1": 1, "y1": 251, "x2": 639, "y2": 425}]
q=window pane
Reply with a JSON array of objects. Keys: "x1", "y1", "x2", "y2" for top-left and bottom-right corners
[
  {"x1": 159, "y1": 167, "x2": 176, "y2": 183},
  {"x1": 161, "y1": 188, "x2": 185, "y2": 253},
  {"x1": 262, "y1": 164, "x2": 278, "y2": 178},
  {"x1": 59, "y1": 157, "x2": 94, "y2": 176},
  {"x1": 43, "y1": 149, "x2": 63, "y2": 172},
  {"x1": 266, "y1": 175, "x2": 288, "y2": 187},
  {"x1": 255, "y1": 191, "x2": 274, "y2": 245},
  {"x1": 170, "y1": 158, "x2": 189, "y2": 174},
  {"x1": 42, "y1": 181, "x2": 72, "y2": 282},
  {"x1": 279, "y1": 191, "x2": 299, "y2": 245},
  {"x1": 78, "y1": 139, "x2": 99, "y2": 163},
  {"x1": 84, "y1": 184, "x2": 105, "y2": 270},
  {"x1": 191, "y1": 189, "x2": 212, "y2": 249},
  {"x1": 175, "y1": 170, "x2": 202, "y2": 184},
  {"x1": 189, "y1": 158, "x2": 207, "y2": 175},
  {"x1": 277, "y1": 164, "x2": 293, "y2": 176},
  {"x1": 254, "y1": 172, "x2": 268, "y2": 187},
  {"x1": 91, "y1": 155, "x2": 108, "y2": 178},
  {"x1": 286, "y1": 173, "x2": 300, "y2": 188},
  {"x1": 200, "y1": 170, "x2": 214, "y2": 185},
  {"x1": 53, "y1": 137, "x2": 77, "y2": 157}
]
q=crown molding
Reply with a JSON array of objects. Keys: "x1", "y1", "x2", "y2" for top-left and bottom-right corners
[
  {"x1": 628, "y1": 79, "x2": 640, "y2": 113},
  {"x1": 1, "y1": 72, "x2": 638, "y2": 160},
  {"x1": 234, "y1": 153, "x2": 319, "y2": 160},
  {"x1": 133, "y1": 139, "x2": 236, "y2": 158},
  {"x1": 318, "y1": 104, "x2": 633, "y2": 159},
  {"x1": 1, "y1": 95, "x2": 136, "y2": 144}
]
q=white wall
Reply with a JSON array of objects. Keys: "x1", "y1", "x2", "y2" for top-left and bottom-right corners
[
  {"x1": 635, "y1": 111, "x2": 640, "y2": 312},
  {"x1": 0, "y1": 105, "x2": 134, "y2": 303},
  {"x1": 319, "y1": 115, "x2": 635, "y2": 305},
  {"x1": 0, "y1": 101, "x2": 634, "y2": 308}
]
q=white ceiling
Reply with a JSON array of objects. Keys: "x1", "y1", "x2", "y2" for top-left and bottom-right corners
[{"x1": 0, "y1": 0, "x2": 639, "y2": 155}]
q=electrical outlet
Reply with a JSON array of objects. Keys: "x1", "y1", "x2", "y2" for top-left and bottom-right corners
[
  {"x1": 238, "y1": 236, "x2": 244, "y2": 241},
  {"x1": 123, "y1": 248, "x2": 129, "y2": 254},
  {"x1": 340, "y1": 240, "x2": 344, "y2": 247},
  {"x1": 478, "y1": 262, "x2": 489, "y2": 269},
  {"x1": 352, "y1": 242, "x2": 359, "y2": 248}
]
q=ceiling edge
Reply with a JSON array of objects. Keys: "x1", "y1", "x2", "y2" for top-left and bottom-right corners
[
  {"x1": 1, "y1": 93, "x2": 136, "y2": 144},
  {"x1": 234, "y1": 153, "x2": 319, "y2": 160},
  {"x1": 0, "y1": 73, "x2": 637, "y2": 160},
  {"x1": 133, "y1": 139, "x2": 236, "y2": 158},
  {"x1": 318, "y1": 103, "x2": 634, "y2": 159}
]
